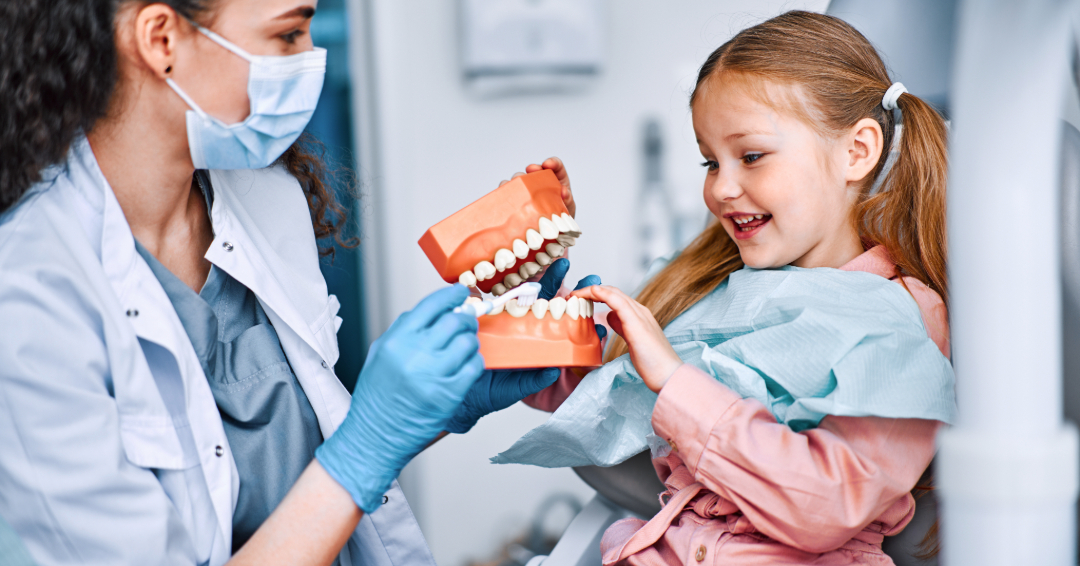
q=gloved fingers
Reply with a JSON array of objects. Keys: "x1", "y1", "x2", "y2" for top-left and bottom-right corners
[
  {"x1": 594, "y1": 324, "x2": 608, "y2": 341},
  {"x1": 513, "y1": 367, "x2": 561, "y2": 399},
  {"x1": 425, "y1": 311, "x2": 479, "y2": 350},
  {"x1": 427, "y1": 331, "x2": 481, "y2": 376},
  {"x1": 446, "y1": 350, "x2": 487, "y2": 394},
  {"x1": 538, "y1": 257, "x2": 570, "y2": 300},
  {"x1": 574, "y1": 274, "x2": 602, "y2": 291},
  {"x1": 402, "y1": 285, "x2": 470, "y2": 331}
]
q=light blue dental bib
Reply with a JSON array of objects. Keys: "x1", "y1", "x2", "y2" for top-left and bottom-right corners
[{"x1": 493, "y1": 266, "x2": 957, "y2": 469}]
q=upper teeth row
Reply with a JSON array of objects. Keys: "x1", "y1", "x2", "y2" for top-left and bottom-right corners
[
  {"x1": 457, "y1": 213, "x2": 582, "y2": 291},
  {"x1": 466, "y1": 295, "x2": 595, "y2": 319},
  {"x1": 733, "y1": 214, "x2": 765, "y2": 225}
]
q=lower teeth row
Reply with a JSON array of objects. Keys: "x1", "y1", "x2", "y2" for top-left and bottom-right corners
[{"x1": 466, "y1": 295, "x2": 594, "y2": 319}]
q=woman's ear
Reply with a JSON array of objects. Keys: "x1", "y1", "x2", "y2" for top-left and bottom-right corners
[
  {"x1": 845, "y1": 117, "x2": 884, "y2": 184},
  {"x1": 132, "y1": 4, "x2": 185, "y2": 78}
]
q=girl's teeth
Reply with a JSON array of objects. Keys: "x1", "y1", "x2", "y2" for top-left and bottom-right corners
[
  {"x1": 504, "y1": 273, "x2": 523, "y2": 288},
  {"x1": 526, "y1": 229, "x2": 544, "y2": 250},
  {"x1": 548, "y1": 297, "x2": 566, "y2": 320},
  {"x1": 531, "y1": 299, "x2": 549, "y2": 319},
  {"x1": 494, "y1": 248, "x2": 516, "y2": 272},
  {"x1": 566, "y1": 296, "x2": 581, "y2": 320},
  {"x1": 551, "y1": 214, "x2": 571, "y2": 233},
  {"x1": 512, "y1": 239, "x2": 530, "y2": 259},
  {"x1": 459, "y1": 271, "x2": 478, "y2": 287},
  {"x1": 754, "y1": 214, "x2": 763, "y2": 219},
  {"x1": 557, "y1": 234, "x2": 576, "y2": 247},
  {"x1": 491, "y1": 283, "x2": 507, "y2": 296},
  {"x1": 538, "y1": 217, "x2": 559, "y2": 239},
  {"x1": 545, "y1": 243, "x2": 565, "y2": 258},
  {"x1": 535, "y1": 252, "x2": 551, "y2": 266}
]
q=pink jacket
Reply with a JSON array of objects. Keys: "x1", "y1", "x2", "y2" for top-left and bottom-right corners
[{"x1": 524, "y1": 246, "x2": 951, "y2": 565}]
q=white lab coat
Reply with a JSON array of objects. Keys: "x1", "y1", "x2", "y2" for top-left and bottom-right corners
[{"x1": 0, "y1": 137, "x2": 436, "y2": 566}]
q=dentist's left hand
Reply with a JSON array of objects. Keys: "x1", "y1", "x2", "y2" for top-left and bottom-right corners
[{"x1": 315, "y1": 285, "x2": 484, "y2": 512}]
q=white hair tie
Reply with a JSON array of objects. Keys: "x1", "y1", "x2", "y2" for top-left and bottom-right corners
[{"x1": 882, "y1": 82, "x2": 907, "y2": 111}]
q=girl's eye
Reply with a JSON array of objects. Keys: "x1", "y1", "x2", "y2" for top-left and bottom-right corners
[
  {"x1": 700, "y1": 160, "x2": 719, "y2": 172},
  {"x1": 742, "y1": 153, "x2": 764, "y2": 165},
  {"x1": 281, "y1": 30, "x2": 305, "y2": 44}
]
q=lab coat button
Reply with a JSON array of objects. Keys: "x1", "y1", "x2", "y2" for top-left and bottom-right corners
[
  {"x1": 222, "y1": 241, "x2": 235, "y2": 252},
  {"x1": 215, "y1": 445, "x2": 224, "y2": 457},
  {"x1": 321, "y1": 360, "x2": 329, "y2": 369},
  {"x1": 125, "y1": 309, "x2": 139, "y2": 318},
  {"x1": 695, "y1": 545, "x2": 706, "y2": 562},
  {"x1": 382, "y1": 495, "x2": 389, "y2": 504}
]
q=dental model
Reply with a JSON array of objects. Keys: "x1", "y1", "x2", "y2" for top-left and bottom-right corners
[
  {"x1": 418, "y1": 170, "x2": 582, "y2": 294},
  {"x1": 419, "y1": 169, "x2": 600, "y2": 369}
]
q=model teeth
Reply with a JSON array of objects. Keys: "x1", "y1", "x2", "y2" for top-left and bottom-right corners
[
  {"x1": 538, "y1": 217, "x2": 559, "y2": 239},
  {"x1": 463, "y1": 213, "x2": 583, "y2": 291},
  {"x1": 494, "y1": 248, "x2": 517, "y2": 272},
  {"x1": 489, "y1": 300, "x2": 504, "y2": 315},
  {"x1": 566, "y1": 297, "x2": 581, "y2": 320},
  {"x1": 492, "y1": 283, "x2": 507, "y2": 296},
  {"x1": 562, "y1": 213, "x2": 581, "y2": 236},
  {"x1": 526, "y1": 229, "x2": 544, "y2": 250},
  {"x1": 548, "y1": 297, "x2": 566, "y2": 320},
  {"x1": 475, "y1": 261, "x2": 496, "y2": 281},
  {"x1": 514, "y1": 237, "x2": 531, "y2": 257},
  {"x1": 519, "y1": 261, "x2": 540, "y2": 280},
  {"x1": 551, "y1": 214, "x2": 571, "y2": 233},
  {"x1": 505, "y1": 299, "x2": 530, "y2": 318},
  {"x1": 531, "y1": 299, "x2": 549, "y2": 319}
]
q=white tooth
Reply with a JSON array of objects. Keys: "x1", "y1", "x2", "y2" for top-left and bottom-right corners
[
  {"x1": 505, "y1": 299, "x2": 530, "y2": 318},
  {"x1": 562, "y1": 213, "x2": 581, "y2": 236},
  {"x1": 557, "y1": 234, "x2": 577, "y2": 247},
  {"x1": 754, "y1": 214, "x2": 763, "y2": 219},
  {"x1": 475, "y1": 261, "x2": 495, "y2": 281},
  {"x1": 465, "y1": 297, "x2": 482, "y2": 306},
  {"x1": 525, "y1": 229, "x2": 544, "y2": 250},
  {"x1": 538, "y1": 217, "x2": 559, "y2": 240},
  {"x1": 519, "y1": 264, "x2": 532, "y2": 280},
  {"x1": 545, "y1": 243, "x2": 565, "y2": 258},
  {"x1": 494, "y1": 248, "x2": 516, "y2": 272},
  {"x1": 504, "y1": 273, "x2": 523, "y2": 288},
  {"x1": 523, "y1": 261, "x2": 541, "y2": 276},
  {"x1": 566, "y1": 296, "x2": 581, "y2": 320},
  {"x1": 531, "y1": 299, "x2": 549, "y2": 319},
  {"x1": 512, "y1": 239, "x2": 530, "y2": 259},
  {"x1": 492, "y1": 283, "x2": 507, "y2": 296},
  {"x1": 586, "y1": 300, "x2": 594, "y2": 317},
  {"x1": 459, "y1": 271, "x2": 478, "y2": 287},
  {"x1": 552, "y1": 214, "x2": 571, "y2": 233},
  {"x1": 489, "y1": 300, "x2": 504, "y2": 315},
  {"x1": 535, "y1": 252, "x2": 551, "y2": 266},
  {"x1": 548, "y1": 297, "x2": 566, "y2": 320}
]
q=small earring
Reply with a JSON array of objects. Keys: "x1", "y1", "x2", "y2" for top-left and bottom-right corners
[{"x1": 165, "y1": 66, "x2": 172, "y2": 74}]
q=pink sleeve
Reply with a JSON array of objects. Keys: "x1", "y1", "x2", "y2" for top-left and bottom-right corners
[{"x1": 651, "y1": 364, "x2": 941, "y2": 554}]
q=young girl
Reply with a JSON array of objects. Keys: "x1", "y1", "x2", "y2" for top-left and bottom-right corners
[{"x1": 522, "y1": 10, "x2": 952, "y2": 565}]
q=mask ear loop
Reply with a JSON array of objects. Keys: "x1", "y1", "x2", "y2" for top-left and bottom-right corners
[{"x1": 195, "y1": 26, "x2": 255, "y2": 62}]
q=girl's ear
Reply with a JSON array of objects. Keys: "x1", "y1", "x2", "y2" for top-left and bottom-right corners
[{"x1": 845, "y1": 117, "x2": 884, "y2": 184}]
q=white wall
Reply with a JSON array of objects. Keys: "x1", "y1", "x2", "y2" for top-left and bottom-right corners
[{"x1": 347, "y1": 2, "x2": 827, "y2": 565}]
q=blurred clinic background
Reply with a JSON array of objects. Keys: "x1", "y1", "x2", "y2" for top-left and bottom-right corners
[{"x1": 299, "y1": 1, "x2": 998, "y2": 565}]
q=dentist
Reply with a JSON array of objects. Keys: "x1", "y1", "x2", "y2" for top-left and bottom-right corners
[{"x1": 0, "y1": 1, "x2": 576, "y2": 565}]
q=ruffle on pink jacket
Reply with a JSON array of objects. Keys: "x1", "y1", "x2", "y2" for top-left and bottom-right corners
[{"x1": 523, "y1": 246, "x2": 950, "y2": 565}]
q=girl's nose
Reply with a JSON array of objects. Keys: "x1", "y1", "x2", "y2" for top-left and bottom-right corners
[{"x1": 709, "y1": 163, "x2": 744, "y2": 201}]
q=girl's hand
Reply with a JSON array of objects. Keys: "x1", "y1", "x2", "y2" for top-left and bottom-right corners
[
  {"x1": 499, "y1": 157, "x2": 576, "y2": 217},
  {"x1": 571, "y1": 285, "x2": 682, "y2": 393}
]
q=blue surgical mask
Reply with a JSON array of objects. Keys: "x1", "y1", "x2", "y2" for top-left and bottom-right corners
[{"x1": 166, "y1": 26, "x2": 326, "y2": 170}]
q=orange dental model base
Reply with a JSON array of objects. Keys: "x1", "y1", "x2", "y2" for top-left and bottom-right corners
[
  {"x1": 418, "y1": 169, "x2": 601, "y2": 369},
  {"x1": 478, "y1": 311, "x2": 602, "y2": 370}
]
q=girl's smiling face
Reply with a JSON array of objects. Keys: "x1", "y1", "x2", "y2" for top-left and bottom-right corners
[{"x1": 692, "y1": 74, "x2": 882, "y2": 269}]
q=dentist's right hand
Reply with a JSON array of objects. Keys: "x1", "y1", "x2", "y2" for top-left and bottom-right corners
[{"x1": 315, "y1": 284, "x2": 483, "y2": 512}]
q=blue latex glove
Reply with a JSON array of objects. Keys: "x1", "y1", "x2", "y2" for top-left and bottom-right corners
[
  {"x1": 315, "y1": 285, "x2": 484, "y2": 512},
  {"x1": 445, "y1": 259, "x2": 606, "y2": 434}
]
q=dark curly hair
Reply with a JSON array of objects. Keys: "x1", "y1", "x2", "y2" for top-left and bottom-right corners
[{"x1": 0, "y1": 0, "x2": 355, "y2": 255}]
